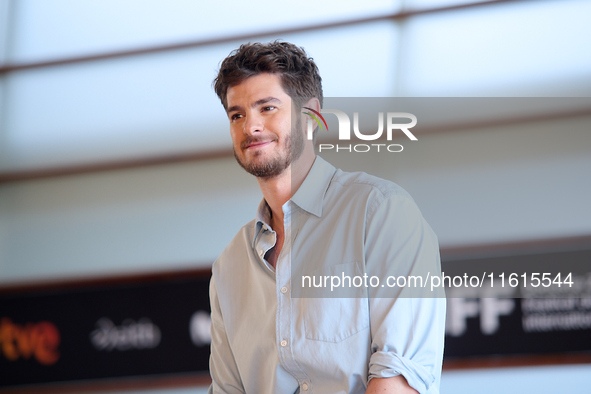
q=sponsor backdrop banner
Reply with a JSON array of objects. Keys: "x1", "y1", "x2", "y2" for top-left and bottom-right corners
[
  {"x1": 0, "y1": 274, "x2": 211, "y2": 389},
  {"x1": 1, "y1": 248, "x2": 590, "y2": 390},
  {"x1": 443, "y1": 248, "x2": 591, "y2": 359}
]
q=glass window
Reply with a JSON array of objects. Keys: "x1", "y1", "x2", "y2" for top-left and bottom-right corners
[
  {"x1": 275, "y1": 21, "x2": 400, "y2": 98},
  {"x1": 9, "y1": 0, "x2": 400, "y2": 63},
  {"x1": 404, "y1": 0, "x2": 490, "y2": 10},
  {"x1": 399, "y1": 0, "x2": 591, "y2": 96},
  {"x1": 0, "y1": 0, "x2": 11, "y2": 64},
  {"x1": 1, "y1": 45, "x2": 232, "y2": 171}
]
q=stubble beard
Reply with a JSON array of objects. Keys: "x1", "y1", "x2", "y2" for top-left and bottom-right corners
[{"x1": 233, "y1": 118, "x2": 305, "y2": 179}]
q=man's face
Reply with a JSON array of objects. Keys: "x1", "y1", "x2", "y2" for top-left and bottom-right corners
[{"x1": 225, "y1": 73, "x2": 304, "y2": 179}]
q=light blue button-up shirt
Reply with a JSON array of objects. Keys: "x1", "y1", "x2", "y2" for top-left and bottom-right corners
[{"x1": 209, "y1": 156, "x2": 445, "y2": 394}]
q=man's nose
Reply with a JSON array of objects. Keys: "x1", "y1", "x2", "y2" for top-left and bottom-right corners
[{"x1": 243, "y1": 113, "x2": 264, "y2": 135}]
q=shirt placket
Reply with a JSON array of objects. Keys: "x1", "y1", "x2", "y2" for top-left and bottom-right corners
[{"x1": 276, "y1": 201, "x2": 312, "y2": 393}]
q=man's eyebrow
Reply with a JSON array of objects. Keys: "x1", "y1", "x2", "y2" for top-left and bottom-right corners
[
  {"x1": 226, "y1": 97, "x2": 282, "y2": 114},
  {"x1": 253, "y1": 96, "x2": 282, "y2": 107}
]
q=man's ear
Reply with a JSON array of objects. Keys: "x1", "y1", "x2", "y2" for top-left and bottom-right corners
[
  {"x1": 304, "y1": 97, "x2": 321, "y2": 114},
  {"x1": 301, "y1": 97, "x2": 322, "y2": 144}
]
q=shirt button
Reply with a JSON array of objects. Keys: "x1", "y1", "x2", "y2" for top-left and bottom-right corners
[
  {"x1": 280, "y1": 340, "x2": 288, "y2": 347},
  {"x1": 302, "y1": 383, "x2": 309, "y2": 391},
  {"x1": 281, "y1": 286, "x2": 288, "y2": 294}
]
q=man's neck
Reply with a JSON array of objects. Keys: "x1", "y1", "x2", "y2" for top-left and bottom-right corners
[{"x1": 257, "y1": 152, "x2": 316, "y2": 232}]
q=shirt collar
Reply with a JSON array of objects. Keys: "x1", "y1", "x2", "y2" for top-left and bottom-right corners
[
  {"x1": 253, "y1": 156, "x2": 336, "y2": 247},
  {"x1": 291, "y1": 155, "x2": 336, "y2": 218},
  {"x1": 254, "y1": 199, "x2": 272, "y2": 246}
]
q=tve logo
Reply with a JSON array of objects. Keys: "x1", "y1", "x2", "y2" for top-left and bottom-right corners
[
  {"x1": 304, "y1": 108, "x2": 417, "y2": 153},
  {"x1": 0, "y1": 318, "x2": 61, "y2": 365}
]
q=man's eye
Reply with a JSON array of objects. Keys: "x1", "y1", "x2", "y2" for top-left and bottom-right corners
[
  {"x1": 263, "y1": 106, "x2": 276, "y2": 112},
  {"x1": 230, "y1": 114, "x2": 243, "y2": 121}
]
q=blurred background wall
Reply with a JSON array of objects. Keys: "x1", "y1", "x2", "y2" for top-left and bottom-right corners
[{"x1": 1, "y1": 0, "x2": 590, "y2": 393}]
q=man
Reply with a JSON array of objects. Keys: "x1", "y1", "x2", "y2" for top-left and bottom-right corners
[{"x1": 209, "y1": 41, "x2": 445, "y2": 394}]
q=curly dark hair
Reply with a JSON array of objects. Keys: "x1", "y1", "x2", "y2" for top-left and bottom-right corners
[{"x1": 213, "y1": 41, "x2": 323, "y2": 109}]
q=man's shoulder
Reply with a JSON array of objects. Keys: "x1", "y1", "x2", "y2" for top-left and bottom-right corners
[
  {"x1": 330, "y1": 167, "x2": 413, "y2": 203},
  {"x1": 213, "y1": 218, "x2": 256, "y2": 270}
]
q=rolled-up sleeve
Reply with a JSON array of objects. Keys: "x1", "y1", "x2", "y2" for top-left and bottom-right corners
[{"x1": 365, "y1": 192, "x2": 446, "y2": 394}]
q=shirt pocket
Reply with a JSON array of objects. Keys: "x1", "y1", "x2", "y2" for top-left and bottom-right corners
[{"x1": 300, "y1": 261, "x2": 370, "y2": 343}]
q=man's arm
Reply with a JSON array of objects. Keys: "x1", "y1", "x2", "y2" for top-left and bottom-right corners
[
  {"x1": 208, "y1": 274, "x2": 245, "y2": 394},
  {"x1": 365, "y1": 192, "x2": 446, "y2": 394},
  {"x1": 366, "y1": 376, "x2": 419, "y2": 394}
]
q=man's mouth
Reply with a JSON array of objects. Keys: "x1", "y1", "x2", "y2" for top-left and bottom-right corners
[{"x1": 244, "y1": 140, "x2": 273, "y2": 150}]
